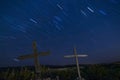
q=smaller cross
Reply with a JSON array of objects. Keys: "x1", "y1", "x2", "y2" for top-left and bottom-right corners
[{"x1": 64, "y1": 47, "x2": 88, "y2": 80}]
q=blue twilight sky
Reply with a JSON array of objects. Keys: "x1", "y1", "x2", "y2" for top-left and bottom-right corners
[{"x1": 0, "y1": 0, "x2": 120, "y2": 67}]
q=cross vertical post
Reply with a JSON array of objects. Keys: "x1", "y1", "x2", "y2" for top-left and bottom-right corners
[
  {"x1": 32, "y1": 41, "x2": 41, "y2": 79},
  {"x1": 74, "y1": 47, "x2": 82, "y2": 80}
]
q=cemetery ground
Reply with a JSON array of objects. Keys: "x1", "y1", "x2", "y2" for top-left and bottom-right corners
[{"x1": 0, "y1": 62, "x2": 120, "y2": 80}]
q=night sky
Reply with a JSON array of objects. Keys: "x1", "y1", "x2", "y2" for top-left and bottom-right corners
[{"x1": 0, "y1": 0, "x2": 120, "y2": 67}]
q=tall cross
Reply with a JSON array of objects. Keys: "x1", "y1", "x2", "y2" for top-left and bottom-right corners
[
  {"x1": 17, "y1": 41, "x2": 50, "y2": 80},
  {"x1": 64, "y1": 47, "x2": 88, "y2": 80}
]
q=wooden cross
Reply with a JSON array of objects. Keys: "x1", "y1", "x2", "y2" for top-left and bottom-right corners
[
  {"x1": 17, "y1": 41, "x2": 50, "y2": 80},
  {"x1": 64, "y1": 47, "x2": 88, "y2": 80}
]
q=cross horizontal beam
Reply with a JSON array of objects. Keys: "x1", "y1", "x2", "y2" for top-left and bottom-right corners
[
  {"x1": 64, "y1": 54, "x2": 88, "y2": 58},
  {"x1": 17, "y1": 51, "x2": 50, "y2": 60}
]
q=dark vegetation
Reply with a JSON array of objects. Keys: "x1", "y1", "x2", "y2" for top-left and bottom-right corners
[{"x1": 0, "y1": 63, "x2": 120, "y2": 80}]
